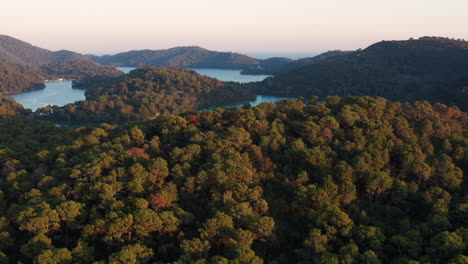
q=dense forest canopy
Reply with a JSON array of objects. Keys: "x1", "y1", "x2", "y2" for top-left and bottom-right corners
[
  {"x1": 256, "y1": 37, "x2": 468, "y2": 110},
  {"x1": 0, "y1": 97, "x2": 466, "y2": 263},
  {"x1": 38, "y1": 67, "x2": 255, "y2": 123}
]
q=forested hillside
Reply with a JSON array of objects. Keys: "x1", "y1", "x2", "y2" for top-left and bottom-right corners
[
  {"x1": 0, "y1": 63, "x2": 46, "y2": 94},
  {"x1": 89, "y1": 47, "x2": 352, "y2": 76},
  {"x1": 38, "y1": 67, "x2": 255, "y2": 123},
  {"x1": 40, "y1": 59, "x2": 123, "y2": 80},
  {"x1": 257, "y1": 37, "x2": 468, "y2": 110},
  {"x1": 0, "y1": 97, "x2": 466, "y2": 263},
  {"x1": 0, "y1": 61, "x2": 122, "y2": 95},
  {"x1": 0, "y1": 95, "x2": 29, "y2": 115},
  {"x1": 0, "y1": 35, "x2": 123, "y2": 94},
  {"x1": 88, "y1": 46, "x2": 262, "y2": 69},
  {"x1": 241, "y1": 50, "x2": 351, "y2": 75},
  {"x1": 0, "y1": 35, "x2": 86, "y2": 65}
]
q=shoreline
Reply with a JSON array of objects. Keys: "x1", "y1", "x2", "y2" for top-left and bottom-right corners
[{"x1": 43, "y1": 78, "x2": 75, "y2": 83}]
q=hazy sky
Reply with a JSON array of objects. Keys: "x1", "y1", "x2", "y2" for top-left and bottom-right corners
[{"x1": 1, "y1": 0, "x2": 467, "y2": 54}]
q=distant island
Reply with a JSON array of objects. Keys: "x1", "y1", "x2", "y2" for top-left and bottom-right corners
[{"x1": 87, "y1": 46, "x2": 346, "y2": 75}]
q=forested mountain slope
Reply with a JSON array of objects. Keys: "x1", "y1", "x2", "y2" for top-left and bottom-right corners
[
  {"x1": 88, "y1": 46, "x2": 263, "y2": 69},
  {"x1": 0, "y1": 63, "x2": 46, "y2": 94},
  {"x1": 257, "y1": 37, "x2": 468, "y2": 110},
  {"x1": 0, "y1": 95, "x2": 29, "y2": 115},
  {"x1": 0, "y1": 97, "x2": 466, "y2": 263},
  {"x1": 0, "y1": 35, "x2": 85, "y2": 65},
  {"x1": 89, "y1": 46, "x2": 351, "y2": 76},
  {"x1": 0, "y1": 35, "x2": 123, "y2": 94}
]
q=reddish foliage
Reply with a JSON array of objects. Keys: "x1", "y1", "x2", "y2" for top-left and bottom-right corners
[
  {"x1": 148, "y1": 194, "x2": 167, "y2": 211},
  {"x1": 320, "y1": 128, "x2": 334, "y2": 141},
  {"x1": 440, "y1": 107, "x2": 459, "y2": 121},
  {"x1": 127, "y1": 147, "x2": 150, "y2": 159},
  {"x1": 187, "y1": 114, "x2": 201, "y2": 127}
]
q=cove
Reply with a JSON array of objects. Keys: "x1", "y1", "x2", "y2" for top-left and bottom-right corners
[{"x1": 7, "y1": 80, "x2": 85, "y2": 111}]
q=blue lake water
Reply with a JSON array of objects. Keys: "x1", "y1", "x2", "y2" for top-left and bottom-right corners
[
  {"x1": 7, "y1": 81, "x2": 85, "y2": 111},
  {"x1": 200, "y1": 95, "x2": 296, "y2": 111},
  {"x1": 118, "y1": 67, "x2": 270, "y2": 83},
  {"x1": 7, "y1": 67, "x2": 275, "y2": 111}
]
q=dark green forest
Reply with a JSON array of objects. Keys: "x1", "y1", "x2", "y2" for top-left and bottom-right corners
[
  {"x1": 0, "y1": 96, "x2": 466, "y2": 263},
  {"x1": 38, "y1": 67, "x2": 255, "y2": 123},
  {"x1": 257, "y1": 37, "x2": 468, "y2": 110}
]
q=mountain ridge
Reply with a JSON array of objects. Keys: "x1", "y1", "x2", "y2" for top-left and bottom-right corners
[
  {"x1": 0, "y1": 35, "x2": 123, "y2": 94},
  {"x1": 0, "y1": 34, "x2": 85, "y2": 65},
  {"x1": 255, "y1": 36, "x2": 468, "y2": 110}
]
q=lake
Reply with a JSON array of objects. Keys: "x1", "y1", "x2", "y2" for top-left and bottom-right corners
[
  {"x1": 200, "y1": 95, "x2": 295, "y2": 111},
  {"x1": 118, "y1": 67, "x2": 270, "y2": 83},
  {"x1": 7, "y1": 67, "x2": 272, "y2": 111},
  {"x1": 7, "y1": 81, "x2": 85, "y2": 111}
]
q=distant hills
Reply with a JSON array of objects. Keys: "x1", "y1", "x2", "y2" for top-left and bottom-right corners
[
  {"x1": 88, "y1": 46, "x2": 340, "y2": 75},
  {"x1": 88, "y1": 46, "x2": 260, "y2": 69},
  {"x1": 0, "y1": 35, "x2": 84, "y2": 65},
  {"x1": 2, "y1": 34, "x2": 468, "y2": 112},
  {"x1": 240, "y1": 50, "x2": 351, "y2": 75},
  {"x1": 0, "y1": 35, "x2": 123, "y2": 94},
  {"x1": 256, "y1": 37, "x2": 468, "y2": 110}
]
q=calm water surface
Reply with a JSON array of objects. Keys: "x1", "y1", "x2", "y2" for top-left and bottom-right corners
[
  {"x1": 8, "y1": 67, "x2": 277, "y2": 111},
  {"x1": 200, "y1": 95, "x2": 296, "y2": 111},
  {"x1": 7, "y1": 81, "x2": 85, "y2": 111},
  {"x1": 118, "y1": 67, "x2": 270, "y2": 83}
]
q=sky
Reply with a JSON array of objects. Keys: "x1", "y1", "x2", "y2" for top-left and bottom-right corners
[{"x1": 1, "y1": 0, "x2": 468, "y2": 55}]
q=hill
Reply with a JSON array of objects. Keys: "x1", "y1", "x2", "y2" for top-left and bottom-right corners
[
  {"x1": 241, "y1": 50, "x2": 351, "y2": 75},
  {"x1": 38, "y1": 66, "x2": 255, "y2": 123},
  {"x1": 0, "y1": 35, "x2": 123, "y2": 93},
  {"x1": 0, "y1": 63, "x2": 46, "y2": 94},
  {"x1": 88, "y1": 46, "x2": 261, "y2": 68},
  {"x1": 0, "y1": 97, "x2": 466, "y2": 263},
  {"x1": 89, "y1": 47, "x2": 354, "y2": 75},
  {"x1": 0, "y1": 35, "x2": 84, "y2": 65},
  {"x1": 89, "y1": 46, "x2": 320, "y2": 74},
  {"x1": 0, "y1": 94, "x2": 29, "y2": 115},
  {"x1": 39, "y1": 58, "x2": 124, "y2": 80},
  {"x1": 257, "y1": 37, "x2": 468, "y2": 110},
  {"x1": 0, "y1": 60, "x2": 122, "y2": 94}
]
